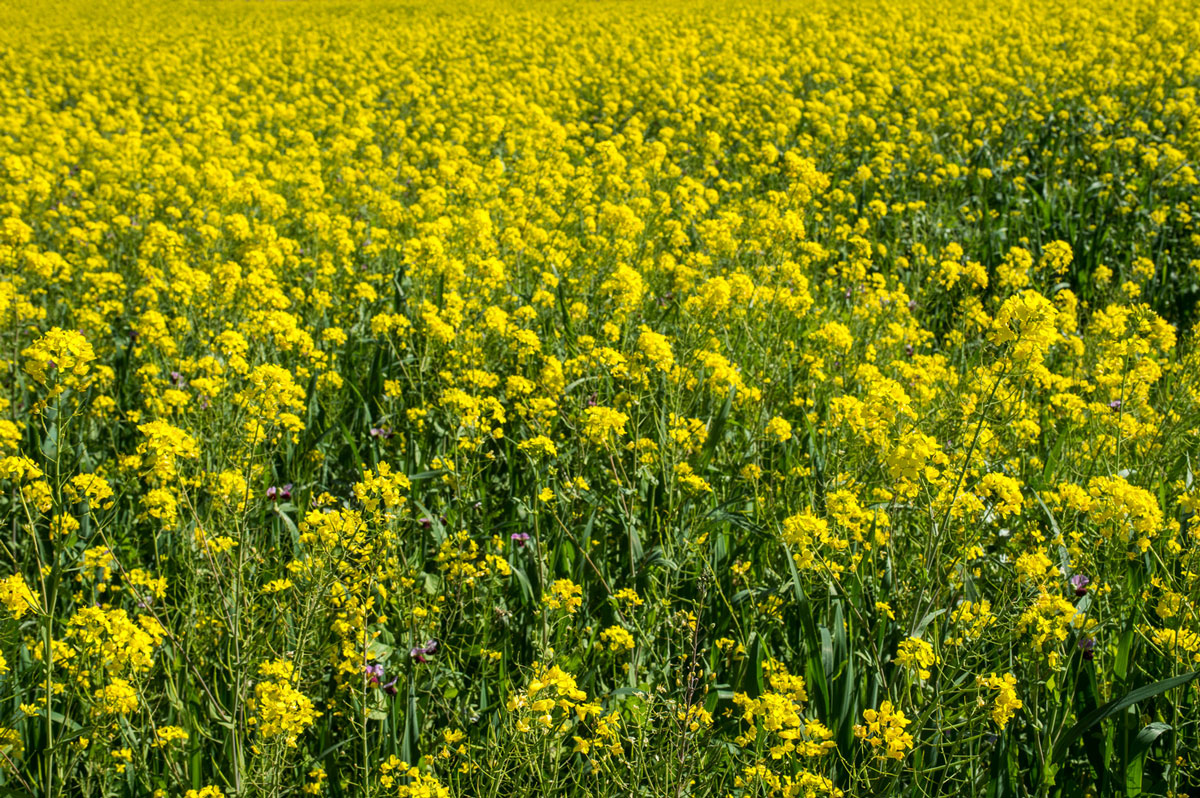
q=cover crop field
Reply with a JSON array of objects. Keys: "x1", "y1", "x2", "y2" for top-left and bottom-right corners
[{"x1": 2, "y1": 0, "x2": 1200, "y2": 796}]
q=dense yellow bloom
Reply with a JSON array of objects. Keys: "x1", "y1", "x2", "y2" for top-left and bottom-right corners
[
  {"x1": 544, "y1": 579, "x2": 584, "y2": 614},
  {"x1": 2, "y1": 0, "x2": 1200, "y2": 790},
  {"x1": 22, "y1": 327, "x2": 95, "y2": 385},
  {"x1": 1018, "y1": 591, "x2": 1079, "y2": 655},
  {"x1": 93, "y1": 679, "x2": 139, "y2": 716},
  {"x1": 0, "y1": 574, "x2": 37, "y2": 618},
  {"x1": 637, "y1": 327, "x2": 676, "y2": 373},
  {"x1": 598, "y1": 625, "x2": 635, "y2": 652},
  {"x1": 896, "y1": 637, "x2": 938, "y2": 680},
  {"x1": 67, "y1": 606, "x2": 165, "y2": 675},
  {"x1": 764, "y1": 416, "x2": 793, "y2": 442},
  {"x1": 517, "y1": 435, "x2": 558, "y2": 458},
  {"x1": 250, "y1": 659, "x2": 321, "y2": 747},
  {"x1": 855, "y1": 701, "x2": 913, "y2": 761},
  {"x1": 581, "y1": 406, "x2": 629, "y2": 446},
  {"x1": 137, "y1": 420, "x2": 199, "y2": 479},
  {"x1": 978, "y1": 673, "x2": 1023, "y2": 729}
]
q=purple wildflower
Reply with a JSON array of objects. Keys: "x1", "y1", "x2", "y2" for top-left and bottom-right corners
[
  {"x1": 365, "y1": 663, "x2": 398, "y2": 695},
  {"x1": 1070, "y1": 574, "x2": 1090, "y2": 596},
  {"x1": 511, "y1": 532, "x2": 531, "y2": 548},
  {"x1": 267, "y1": 484, "x2": 293, "y2": 502},
  {"x1": 410, "y1": 639, "x2": 439, "y2": 664}
]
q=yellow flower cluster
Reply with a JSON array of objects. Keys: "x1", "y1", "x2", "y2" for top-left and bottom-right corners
[
  {"x1": 543, "y1": 579, "x2": 584, "y2": 614},
  {"x1": 250, "y1": 659, "x2": 321, "y2": 748},
  {"x1": 895, "y1": 637, "x2": 938, "y2": 681},
  {"x1": 0, "y1": 574, "x2": 37, "y2": 618},
  {"x1": 977, "y1": 673, "x2": 1023, "y2": 729},
  {"x1": 21, "y1": 328, "x2": 95, "y2": 386},
  {"x1": 854, "y1": 701, "x2": 914, "y2": 762},
  {"x1": 734, "y1": 660, "x2": 835, "y2": 760}
]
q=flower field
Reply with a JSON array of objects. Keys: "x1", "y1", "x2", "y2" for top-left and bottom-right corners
[{"x1": 3, "y1": 0, "x2": 1200, "y2": 795}]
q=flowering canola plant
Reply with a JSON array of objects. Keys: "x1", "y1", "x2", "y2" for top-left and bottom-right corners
[{"x1": 2, "y1": 0, "x2": 1200, "y2": 795}]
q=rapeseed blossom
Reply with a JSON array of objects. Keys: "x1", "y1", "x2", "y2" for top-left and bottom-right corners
[{"x1": 1, "y1": 0, "x2": 1199, "y2": 794}]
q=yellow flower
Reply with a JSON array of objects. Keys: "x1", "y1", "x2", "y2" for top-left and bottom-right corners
[
  {"x1": 94, "y1": 680, "x2": 139, "y2": 716},
  {"x1": 896, "y1": 637, "x2": 938, "y2": 680},
  {"x1": 22, "y1": 327, "x2": 95, "y2": 385},
  {"x1": 854, "y1": 701, "x2": 913, "y2": 761},
  {"x1": 543, "y1": 579, "x2": 583, "y2": 614},
  {"x1": 581, "y1": 406, "x2": 629, "y2": 446},
  {"x1": 978, "y1": 673, "x2": 1022, "y2": 729},
  {"x1": 764, "y1": 416, "x2": 792, "y2": 442},
  {"x1": 598, "y1": 625, "x2": 635, "y2": 652},
  {"x1": 0, "y1": 574, "x2": 37, "y2": 618},
  {"x1": 250, "y1": 659, "x2": 321, "y2": 747}
]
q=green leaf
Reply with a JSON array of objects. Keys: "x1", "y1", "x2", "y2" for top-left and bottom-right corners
[
  {"x1": 1130, "y1": 721, "x2": 1171, "y2": 759},
  {"x1": 410, "y1": 498, "x2": 447, "y2": 545},
  {"x1": 700, "y1": 385, "x2": 735, "y2": 465},
  {"x1": 912, "y1": 609, "x2": 945, "y2": 638},
  {"x1": 1052, "y1": 670, "x2": 1199, "y2": 764},
  {"x1": 274, "y1": 504, "x2": 301, "y2": 555},
  {"x1": 784, "y1": 545, "x2": 829, "y2": 716},
  {"x1": 744, "y1": 633, "x2": 765, "y2": 697},
  {"x1": 402, "y1": 680, "x2": 421, "y2": 764},
  {"x1": 1125, "y1": 721, "x2": 1171, "y2": 797}
]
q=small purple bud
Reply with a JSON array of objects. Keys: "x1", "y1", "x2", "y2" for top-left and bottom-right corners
[
  {"x1": 281, "y1": 483, "x2": 293, "y2": 501},
  {"x1": 383, "y1": 677, "x2": 398, "y2": 696},
  {"x1": 511, "y1": 532, "x2": 530, "y2": 548},
  {"x1": 1109, "y1": 400, "x2": 1122, "y2": 411},
  {"x1": 908, "y1": 300, "x2": 918, "y2": 311},
  {"x1": 1078, "y1": 637, "x2": 1095, "y2": 660},
  {"x1": 266, "y1": 486, "x2": 278, "y2": 501},
  {"x1": 905, "y1": 344, "x2": 914, "y2": 358},
  {"x1": 420, "y1": 517, "x2": 433, "y2": 530},
  {"x1": 1070, "y1": 574, "x2": 1090, "y2": 596}
]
